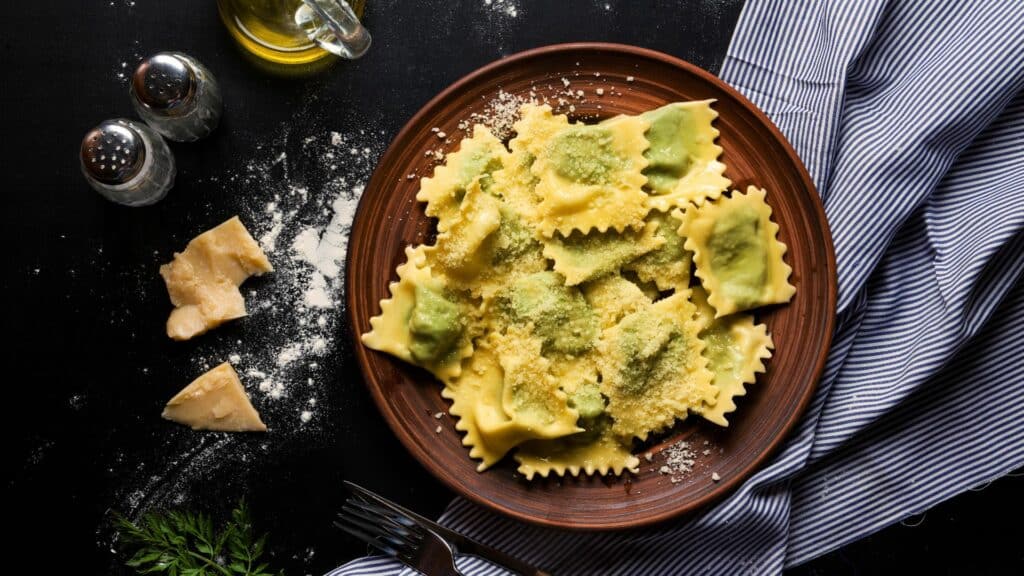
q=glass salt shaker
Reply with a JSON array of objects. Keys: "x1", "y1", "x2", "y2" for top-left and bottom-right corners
[
  {"x1": 130, "y1": 52, "x2": 223, "y2": 142},
  {"x1": 80, "y1": 119, "x2": 176, "y2": 206}
]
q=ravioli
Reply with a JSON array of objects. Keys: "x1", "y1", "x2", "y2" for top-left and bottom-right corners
[
  {"x1": 361, "y1": 246, "x2": 476, "y2": 384},
  {"x1": 416, "y1": 124, "x2": 509, "y2": 233},
  {"x1": 533, "y1": 114, "x2": 652, "y2": 236},
  {"x1": 542, "y1": 220, "x2": 664, "y2": 286},
  {"x1": 446, "y1": 329, "x2": 580, "y2": 471},
  {"x1": 641, "y1": 101, "x2": 730, "y2": 211},
  {"x1": 514, "y1": 416, "x2": 640, "y2": 479},
  {"x1": 582, "y1": 275, "x2": 653, "y2": 330},
  {"x1": 424, "y1": 179, "x2": 548, "y2": 299},
  {"x1": 624, "y1": 210, "x2": 692, "y2": 291},
  {"x1": 495, "y1": 271, "x2": 598, "y2": 356},
  {"x1": 363, "y1": 102, "x2": 794, "y2": 480},
  {"x1": 690, "y1": 287, "x2": 774, "y2": 426},
  {"x1": 682, "y1": 186, "x2": 796, "y2": 316},
  {"x1": 598, "y1": 292, "x2": 718, "y2": 440}
]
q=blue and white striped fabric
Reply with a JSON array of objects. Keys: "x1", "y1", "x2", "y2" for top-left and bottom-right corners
[{"x1": 333, "y1": 1, "x2": 1024, "y2": 573}]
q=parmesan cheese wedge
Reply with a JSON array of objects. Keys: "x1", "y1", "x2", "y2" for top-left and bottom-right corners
[
  {"x1": 162, "y1": 363, "x2": 267, "y2": 432},
  {"x1": 160, "y1": 216, "x2": 273, "y2": 341}
]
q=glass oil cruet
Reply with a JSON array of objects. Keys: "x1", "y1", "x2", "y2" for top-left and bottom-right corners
[{"x1": 217, "y1": 0, "x2": 370, "y2": 66}]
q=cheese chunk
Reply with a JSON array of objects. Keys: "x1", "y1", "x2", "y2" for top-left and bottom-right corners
[
  {"x1": 162, "y1": 363, "x2": 267, "y2": 432},
  {"x1": 160, "y1": 216, "x2": 273, "y2": 340}
]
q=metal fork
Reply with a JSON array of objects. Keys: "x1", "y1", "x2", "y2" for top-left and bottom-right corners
[
  {"x1": 336, "y1": 481, "x2": 552, "y2": 576},
  {"x1": 337, "y1": 495, "x2": 463, "y2": 575}
]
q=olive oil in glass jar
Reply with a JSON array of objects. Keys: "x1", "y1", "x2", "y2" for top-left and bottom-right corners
[{"x1": 217, "y1": 0, "x2": 369, "y2": 65}]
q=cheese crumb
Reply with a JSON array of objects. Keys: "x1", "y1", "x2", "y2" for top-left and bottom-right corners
[
  {"x1": 657, "y1": 440, "x2": 701, "y2": 482},
  {"x1": 434, "y1": 411, "x2": 444, "y2": 419},
  {"x1": 435, "y1": 425, "x2": 443, "y2": 434},
  {"x1": 712, "y1": 472, "x2": 721, "y2": 482},
  {"x1": 626, "y1": 76, "x2": 635, "y2": 82},
  {"x1": 596, "y1": 88, "x2": 605, "y2": 96}
]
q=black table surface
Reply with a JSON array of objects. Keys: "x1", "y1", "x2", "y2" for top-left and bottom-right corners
[{"x1": 3, "y1": 1, "x2": 1020, "y2": 574}]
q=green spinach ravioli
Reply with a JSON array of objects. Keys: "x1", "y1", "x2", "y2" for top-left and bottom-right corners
[{"x1": 362, "y1": 101, "x2": 794, "y2": 479}]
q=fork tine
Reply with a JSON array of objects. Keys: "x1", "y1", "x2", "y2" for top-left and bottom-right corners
[
  {"x1": 333, "y1": 517, "x2": 401, "y2": 558},
  {"x1": 342, "y1": 483, "x2": 466, "y2": 576},
  {"x1": 341, "y1": 501, "x2": 422, "y2": 543},
  {"x1": 345, "y1": 481, "x2": 433, "y2": 527},
  {"x1": 336, "y1": 508, "x2": 415, "y2": 552},
  {"x1": 345, "y1": 496, "x2": 420, "y2": 532}
]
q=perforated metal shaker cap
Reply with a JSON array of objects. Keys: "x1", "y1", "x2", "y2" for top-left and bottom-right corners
[
  {"x1": 131, "y1": 52, "x2": 197, "y2": 116},
  {"x1": 80, "y1": 119, "x2": 146, "y2": 185}
]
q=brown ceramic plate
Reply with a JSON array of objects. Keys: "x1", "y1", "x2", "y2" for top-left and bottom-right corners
[{"x1": 346, "y1": 43, "x2": 836, "y2": 530}]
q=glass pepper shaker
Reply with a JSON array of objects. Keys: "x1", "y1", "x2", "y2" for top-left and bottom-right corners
[
  {"x1": 130, "y1": 52, "x2": 223, "y2": 142},
  {"x1": 80, "y1": 119, "x2": 176, "y2": 206}
]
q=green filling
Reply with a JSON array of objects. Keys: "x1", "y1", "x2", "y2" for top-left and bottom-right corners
[
  {"x1": 454, "y1": 148, "x2": 503, "y2": 200},
  {"x1": 616, "y1": 309, "x2": 688, "y2": 395},
  {"x1": 498, "y1": 271, "x2": 598, "y2": 355},
  {"x1": 568, "y1": 380, "x2": 605, "y2": 420},
  {"x1": 631, "y1": 213, "x2": 687, "y2": 268},
  {"x1": 459, "y1": 148, "x2": 503, "y2": 188},
  {"x1": 648, "y1": 214, "x2": 686, "y2": 265},
  {"x1": 492, "y1": 206, "x2": 540, "y2": 263},
  {"x1": 701, "y1": 326, "x2": 740, "y2": 380},
  {"x1": 566, "y1": 380, "x2": 610, "y2": 444},
  {"x1": 549, "y1": 126, "x2": 624, "y2": 185},
  {"x1": 641, "y1": 105, "x2": 694, "y2": 195},
  {"x1": 707, "y1": 206, "x2": 767, "y2": 310},
  {"x1": 407, "y1": 284, "x2": 463, "y2": 363}
]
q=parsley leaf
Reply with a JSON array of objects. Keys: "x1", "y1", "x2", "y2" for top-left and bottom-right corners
[{"x1": 115, "y1": 500, "x2": 282, "y2": 576}]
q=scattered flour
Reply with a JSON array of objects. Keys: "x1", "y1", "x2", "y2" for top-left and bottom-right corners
[
  {"x1": 225, "y1": 130, "x2": 376, "y2": 411},
  {"x1": 180, "y1": 112, "x2": 383, "y2": 429},
  {"x1": 290, "y1": 188, "x2": 362, "y2": 308},
  {"x1": 108, "y1": 112, "x2": 386, "y2": 559},
  {"x1": 483, "y1": 0, "x2": 519, "y2": 18}
]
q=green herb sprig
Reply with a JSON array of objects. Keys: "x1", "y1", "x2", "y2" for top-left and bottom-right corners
[{"x1": 114, "y1": 500, "x2": 282, "y2": 576}]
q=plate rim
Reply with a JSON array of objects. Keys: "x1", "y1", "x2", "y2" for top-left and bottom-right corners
[{"x1": 346, "y1": 42, "x2": 837, "y2": 530}]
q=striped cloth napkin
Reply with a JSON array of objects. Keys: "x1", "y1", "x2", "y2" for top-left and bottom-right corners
[{"x1": 334, "y1": 1, "x2": 1024, "y2": 573}]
